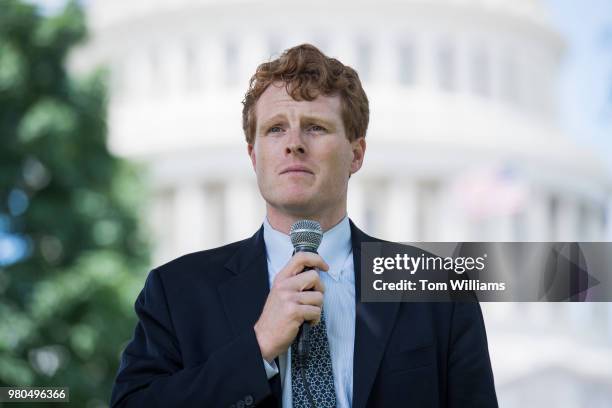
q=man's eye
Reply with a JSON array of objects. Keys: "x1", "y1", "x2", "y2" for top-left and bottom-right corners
[
  {"x1": 268, "y1": 126, "x2": 283, "y2": 133},
  {"x1": 308, "y1": 125, "x2": 326, "y2": 132}
]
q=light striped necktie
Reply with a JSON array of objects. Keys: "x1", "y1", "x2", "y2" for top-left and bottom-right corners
[{"x1": 291, "y1": 307, "x2": 337, "y2": 407}]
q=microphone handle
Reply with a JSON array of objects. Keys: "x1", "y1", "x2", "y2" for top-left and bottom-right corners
[
  {"x1": 298, "y1": 265, "x2": 313, "y2": 358},
  {"x1": 293, "y1": 249, "x2": 317, "y2": 359}
]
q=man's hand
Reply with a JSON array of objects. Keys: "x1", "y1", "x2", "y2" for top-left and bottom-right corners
[{"x1": 254, "y1": 252, "x2": 329, "y2": 362}]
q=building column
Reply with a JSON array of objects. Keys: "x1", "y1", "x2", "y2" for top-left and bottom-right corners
[
  {"x1": 584, "y1": 204, "x2": 604, "y2": 241},
  {"x1": 224, "y1": 179, "x2": 265, "y2": 243},
  {"x1": 374, "y1": 30, "x2": 395, "y2": 87},
  {"x1": 419, "y1": 32, "x2": 436, "y2": 89},
  {"x1": 381, "y1": 179, "x2": 418, "y2": 242},
  {"x1": 173, "y1": 182, "x2": 209, "y2": 256},
  {"x1": 607, "y1": 198, "x2": 612, "y2": 241},
  {"x1": 204, "y1": 35, "x2": 225, "y2": 91},
  {"x1": 149, "y1": 188, "x2": 175, "y2": 266},
  {"x1": 417, "y1": 180, "x2": 442, "y2": 241},
  {"x1": 557, "y1": 197, "x2": 578, "y2": 241},
  {"x1": 491, "y1": 214, "x2": 514, "y2": 241},
  {"x1": 241, "y1": 34, "x2": 266, "y2": 88},
  {"x1": 525, "y1": 191, "x2": 550, "y2": 241},
  {"x1": 347, "y1": 178, "x2": 367, "y2": 231}
]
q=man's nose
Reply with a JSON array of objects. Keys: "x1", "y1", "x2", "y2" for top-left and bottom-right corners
[{"x1": 285, "y1": 127, "x2": 306, "y2": 155}]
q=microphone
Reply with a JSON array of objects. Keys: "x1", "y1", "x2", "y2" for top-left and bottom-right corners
[{"x1": 289, "y1": 220, "x2": 323, "y2": 359}]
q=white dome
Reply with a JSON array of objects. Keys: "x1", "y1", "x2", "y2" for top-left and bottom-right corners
[
  {"x1": 86, "y1": 0, "x2": 551, "y2": 31},
  {"x1": 71, "y1": 0, "x2": 609, "y2": 251}
]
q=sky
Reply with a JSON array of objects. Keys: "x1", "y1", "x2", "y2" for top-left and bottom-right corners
[{"x1": 544, "y1": 0, "x2": 612, "y2": 172}]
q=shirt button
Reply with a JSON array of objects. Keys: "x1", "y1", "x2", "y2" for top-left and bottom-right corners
[{"x1": 245, "y1": 395, "x2": 254, "y2": 405}]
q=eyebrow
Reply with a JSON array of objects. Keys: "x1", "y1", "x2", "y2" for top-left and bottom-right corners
[
  {"x1": 258, "y1": 114, "x2": 286, "y2": 133},
  {"x1": 258, "y1": 114, "x2": 337, "y2": 132},
  {"x1": 301, "y1": 115, "x2": 336, "y2": 130}
]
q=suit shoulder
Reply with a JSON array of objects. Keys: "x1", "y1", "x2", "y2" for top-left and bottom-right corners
[
  {"x1": 349, "y1": 220, "x2": 386, "y2": 244},
  {"x1": 153, "y1": 238, "x2": 248, "y2": 278}
]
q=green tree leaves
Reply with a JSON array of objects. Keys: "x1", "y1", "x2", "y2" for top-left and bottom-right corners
[{"x1": 0, "y1": 1, "x2": 150, "y2": 405}]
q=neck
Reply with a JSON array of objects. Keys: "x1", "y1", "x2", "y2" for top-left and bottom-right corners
[{"x1": 266, "y1": 203, "x2": 347, "y2": 234}]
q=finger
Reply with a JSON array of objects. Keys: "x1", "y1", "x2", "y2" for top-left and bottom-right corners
[
  {"x1": 276, "y1": 252, "x2": 329, "y2": 281},
  {"x1": 296, "y1": 290, "x2": 324, "y2": 307},
  {"x1": 287, "y1": 270, "x2": 325, "y2": 293},
  {"x1": 299, "y1": 305, "x2": 322, "y2": 324}
]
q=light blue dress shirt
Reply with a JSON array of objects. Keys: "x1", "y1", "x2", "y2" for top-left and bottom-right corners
[{"x1": 262, "y1": 216, "x2": 355, "y2": 408}]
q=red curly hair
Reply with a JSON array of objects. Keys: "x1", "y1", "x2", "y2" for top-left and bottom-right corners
[{"x1": 242, "y1": 43, "x2": 369, "y2": 144}]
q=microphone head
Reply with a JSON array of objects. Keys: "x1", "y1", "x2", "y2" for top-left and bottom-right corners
[{"x1": 290, "y1": 220, "x2": 323, "y2": 252}]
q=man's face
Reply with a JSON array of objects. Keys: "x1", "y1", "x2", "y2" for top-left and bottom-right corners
[{"x1": 248, "y1": 82, "x2": 365, "y2": 218}]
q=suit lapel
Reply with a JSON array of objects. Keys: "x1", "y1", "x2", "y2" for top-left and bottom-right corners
[
  {"x1": 219, "y1": 226, "x2": 269, "y2": 336},
  {"x1": 218, "y1": 226, "x2": 282, "y2": 405},
  {"x1": 350, "y1": 220, "x2": 401, "y2": 408}
]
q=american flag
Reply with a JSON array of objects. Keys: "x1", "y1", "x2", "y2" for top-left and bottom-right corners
[{"x1": 452, "y1": 164, "x2": 528, "y2": 219}]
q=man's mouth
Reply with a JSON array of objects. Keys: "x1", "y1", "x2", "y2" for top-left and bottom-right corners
[{"x1": 280, "y1": 165, "x2": 314, "y2": 175}]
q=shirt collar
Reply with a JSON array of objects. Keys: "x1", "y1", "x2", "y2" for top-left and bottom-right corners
[{"x1": 263, "y1": 216, "x2": 352, "y2": 282}]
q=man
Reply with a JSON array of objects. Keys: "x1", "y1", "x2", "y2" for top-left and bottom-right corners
[{"x1": 110, "y1": 44, "x2": 498, "y2": 407}]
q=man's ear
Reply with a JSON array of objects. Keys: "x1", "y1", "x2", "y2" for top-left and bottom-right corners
[
  {"x1": 247, "y1": 143, "x2": 256, "y2": 170},
  {"x1": 349, "y1": 137, "x2": 366, "y2": 175}
]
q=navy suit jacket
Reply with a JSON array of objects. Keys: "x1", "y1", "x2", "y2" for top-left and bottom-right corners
[{"x1": 110, "y1": 221, "x2": 498, "y2": 407}]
